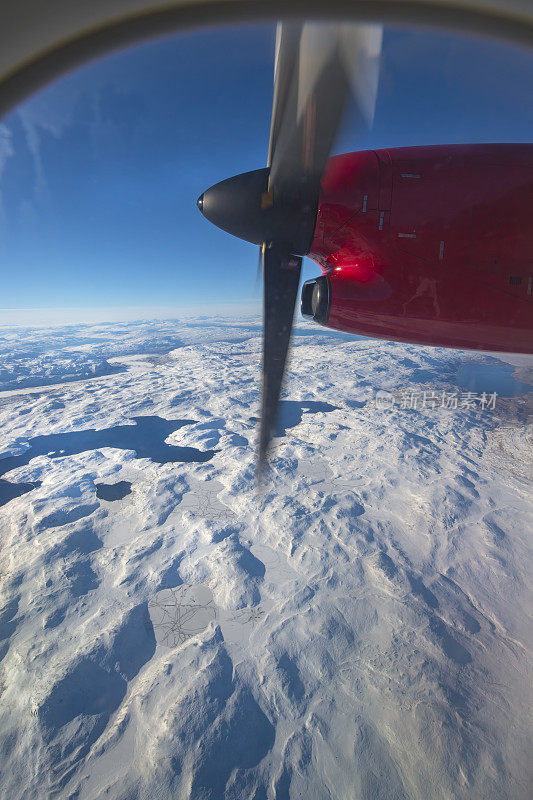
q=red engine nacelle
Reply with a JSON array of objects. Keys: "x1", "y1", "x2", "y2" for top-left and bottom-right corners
[{"x1": 302, "y1": 144, "x2": 533, "y2": 354}]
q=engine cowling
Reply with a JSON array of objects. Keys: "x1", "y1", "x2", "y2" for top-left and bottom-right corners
[{"x1": 301, "y1": 276, "x2": 331, "y2": 324}]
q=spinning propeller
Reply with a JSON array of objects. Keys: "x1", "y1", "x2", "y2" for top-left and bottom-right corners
[{"x1": 197, "y1": 20, "x2": 382, "y2": 478}]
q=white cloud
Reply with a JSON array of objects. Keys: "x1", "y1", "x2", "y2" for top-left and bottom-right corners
[{"x1": 0, "y1": 300, "x2": 262, "y2": 327}]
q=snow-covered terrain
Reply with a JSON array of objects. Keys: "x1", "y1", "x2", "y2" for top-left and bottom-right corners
[
  {"x1": 0, "y1": 317, "x2": 531, "y2": 800},
  {"x1": 0, "y1": 318, "x2": 264, "y2": 391}
]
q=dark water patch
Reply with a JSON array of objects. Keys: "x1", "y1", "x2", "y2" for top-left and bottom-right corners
[
  {"x1": 96, "y1": 481, "x2": 132, "y2": 501},
  {"x1": 0, "y1": 478, "x2": 41, "y2": 508},
  {"x1": 0, "y1": 417, "x2": 216, "y2": 494},
  {"x1": 275, "y1": 400, "x2": 340, "y2": 437},
  {"x1": 456, "y1": 360, "x2": 533, "y2": 397}
]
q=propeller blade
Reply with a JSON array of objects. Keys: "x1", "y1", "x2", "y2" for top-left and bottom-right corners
[
  {"x1": 257, "y1": 21, "x2": 381, "y2": 478},
  {"x1": 255, "y1": 244, "x2": 264, "y2": 293},
  {"x1": 200, "y1": 22, "x2": 382, "y2": 479},
  {"x1": 267, "y1": 22, "x2": 301, "y2": 171},
  {"x1": 258, "y1": 244, "x2": 302, "y2": 478},
  {"x1": 268, "y1": 21, "x2": 382, "y2": 195}
]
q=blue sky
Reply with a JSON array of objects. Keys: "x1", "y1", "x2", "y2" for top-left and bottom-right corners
[{"x1": 0, "y1": 21, "x2": 532, "y2": 316}]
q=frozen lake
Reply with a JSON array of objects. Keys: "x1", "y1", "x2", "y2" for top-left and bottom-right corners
[
  {"x1": 455, "y1": 361, "x2": 533, "y2": 396},
  {"x1": 0, "y1": 415, "x2": 216, "y2": 507}
]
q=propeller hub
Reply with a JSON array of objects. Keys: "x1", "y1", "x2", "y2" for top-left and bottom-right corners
[{"x1": 197, "y1": 168, "x2": 317, "y2": 255}]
